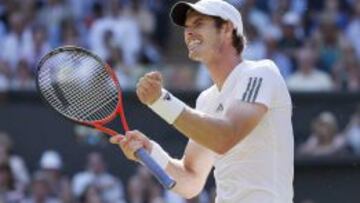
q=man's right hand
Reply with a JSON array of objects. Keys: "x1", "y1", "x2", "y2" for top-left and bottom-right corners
[
  {"x1": 109, "y1": 130, "x2": 153, "y2": 161},
  {"x1": 136, "y1": 71, "x2": 163, "y2": 105}
]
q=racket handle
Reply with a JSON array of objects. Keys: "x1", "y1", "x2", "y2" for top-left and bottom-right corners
[{"x1": 135, "y1": 148, "x2": 176, "y2": 190}]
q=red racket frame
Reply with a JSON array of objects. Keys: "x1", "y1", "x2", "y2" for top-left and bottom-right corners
[{"x1": 90, "y1": 64, "x2": 129, "y2": 137}]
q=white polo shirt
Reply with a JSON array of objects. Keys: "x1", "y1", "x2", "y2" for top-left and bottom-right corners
[{"x1": 195, "y1": 59, "x2": 294, "y2": 203}]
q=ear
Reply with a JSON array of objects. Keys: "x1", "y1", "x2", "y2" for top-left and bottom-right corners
[{"x1": 223, "y1": 21, "x2": 234, "y2": 39}]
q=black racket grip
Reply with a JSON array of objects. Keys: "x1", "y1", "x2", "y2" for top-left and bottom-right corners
[{"x1": 135, "y1": 148, "x2": 176, "y2": 189}]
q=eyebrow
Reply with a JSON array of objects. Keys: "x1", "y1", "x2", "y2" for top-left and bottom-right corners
[{"x1": 185, "y1": 16, "x2": 204, "y2": 27}]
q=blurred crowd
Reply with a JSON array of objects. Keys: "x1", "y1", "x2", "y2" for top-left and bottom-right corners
[
  {"x1": 0, "y1": 0, "x2": 171, "y2": 92},
  {"x1": 0, "y1": 0, "x2": 359, "y2": 92},
  {"x1": 0, "y1": 131, "x2": 214, "y2": 203}
]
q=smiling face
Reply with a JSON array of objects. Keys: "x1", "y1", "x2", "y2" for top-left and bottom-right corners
[{"x1": 184, "y1": 10, "x2": 226, "y2": 62}]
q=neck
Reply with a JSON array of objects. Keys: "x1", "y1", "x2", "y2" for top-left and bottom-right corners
[{"x1": 205, "y1": 51, "x2": 242, "y2": 91}]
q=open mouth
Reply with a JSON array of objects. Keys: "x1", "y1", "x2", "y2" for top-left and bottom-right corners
[{"x1": 188, "y1": 39, "x2": 201, "y2": 51}]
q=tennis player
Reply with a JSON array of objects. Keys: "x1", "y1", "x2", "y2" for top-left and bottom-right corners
[{"x1": 111, "y1": 0, "x2": 294, "y2": 202}]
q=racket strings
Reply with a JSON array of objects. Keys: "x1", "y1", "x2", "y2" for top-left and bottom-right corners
[
  {"x1": 39, "y1": 54, "x2": 96, "y2": 109},
  {"x1": 43, "y1": 62, "x2": 114, "y2": 116},
  {"x1": 41, "y1": 58, "x2": 117, "y2": 121},
  {"x1": 38, "y1": 51, "x2": 119, "y2": 122}
]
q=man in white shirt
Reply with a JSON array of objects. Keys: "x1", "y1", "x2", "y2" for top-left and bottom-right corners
[
  {"x1": 286, "y1": 47, "x2": 333, "y2": 92},
  {"x1": 110, "y1": 1, "x2": 294, "y2": 202}
]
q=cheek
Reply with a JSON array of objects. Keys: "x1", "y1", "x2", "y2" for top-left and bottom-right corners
[{"x1": 206, "y1": 34, "x2": 222, "y2": 50}]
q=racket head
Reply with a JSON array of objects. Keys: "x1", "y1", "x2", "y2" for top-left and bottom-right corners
[{"x1": 36, "y1": 46, "x2": 124, "y2": 126}]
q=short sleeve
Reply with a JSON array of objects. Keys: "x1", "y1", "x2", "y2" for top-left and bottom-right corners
[
  {"x1": 195, "y1": 89, "x2": 208, "y2": 111},
  {"x1": 234, "y1": 60, "x2": 280, "y2": 108},
  {"x1": 195, "y1": 95, "x2": 203, "y2": 110}
]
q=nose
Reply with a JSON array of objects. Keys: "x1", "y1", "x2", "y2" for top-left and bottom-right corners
[{"x1": 184, "y1": 27, "x2": 194, "y2": 38}]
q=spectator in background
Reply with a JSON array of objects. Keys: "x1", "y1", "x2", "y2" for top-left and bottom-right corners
[
  {"x1": 287, "y1": 47, "x2": 334, "y2": 91},
  {"x1": 36, "y1": 0, "x2": 68, "y2": 47},
  {"x1": 82, "y1": 1, "x2": 105, "y2": 30},
  {"x1": 0, "y1": 162, "x2": 24, "y2": 202},
  {"x1": 101, "y1": 27, "x2": 141, "y2": 90},
  {"x1": 59, "y1": 18, "x2": 83, "y2": 46},
  {"x1": 0, "y1": 11, "x2": 32, "y2": 71},
  {"x1": 322, "y1": 0, "x2": 349, "y2": 29},
  {"x1": 332, "y1": 44, "x2": 360, "y2": 92},
  {"x1": 107, "y1": 46, "x2": 136, "y2": 90},
  {"x1": 127, "y1": 165, "x2": 164, "y2": 203},
  {"x1": 312, "y1": 12, "x2": 348, "y2": 73},
  {"x1": 242, "y1": 23, "x2": 265, "y2": 60},
  {"x1": 10, "y1": 59, "x2": 35, "y2": 91},
  {"x1": 79, "y1": 185, "x2": 104, "y2": 203},
  {"x1": 38, "y1": 150, "x2": 73, "y2": 203},
  {"x1": 239, "y1": 0, "x2": 271, "y2": 38},
  {"x1": 72, "y1": 151, "x2": 125, "y2": 203},
  {"x1": 0, "y1": 132, "x2": 30, "y2": 193},
  {"x1": 263, "y1": 29, "x2": 293, "y2": 79},
  {"x1": 149, "y1": 0, "x2": 171, "y2": 50},
  {"x1": 66, "y1": 0, "x2": 97, "y2": 22},
  {"x1": 20, "y1": 0, "x2": 38, "y2": 31},
  {"x1": 123, "y1": 0, "x2": 162, "y2": 65},
  {"x1": 22, "y1": 25, "x2": 51, "y2": 71},
  {"x1": 344, "y1": 104, "x2": 360, "y2": 155},
  {"x1": 297, "y1": 111, "x2": 348, "y2": 158},
  {"x1": 345, "y1": 0, "x2": 360, "y2": 59},
  {"x1": 124, "y1": 0, "x2": 155, "y2": 37},
  {"x1": 21, "y1": 171, "x2": 61, "y2": 203},
  {"x1": 89, "y1": 0, "x2": 141, "y2": 66},
  {"x1": 278, "y1": 11, "x2": 303, "y2": 68}
]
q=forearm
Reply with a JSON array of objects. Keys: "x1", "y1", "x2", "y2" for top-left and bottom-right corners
[
  {"x1": 174, "y1": 107, "x2": 237, "y2": 154},
  {"x1": 148, "y1": 90, "x2": 266, "y2": 154},
  {"x1": 165, "y1": 158, "x2": 207, "y2": 199}
]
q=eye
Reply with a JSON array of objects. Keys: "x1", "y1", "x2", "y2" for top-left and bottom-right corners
[{"x1": 195, "y1": 22, "x2": 203, "y2": 28}]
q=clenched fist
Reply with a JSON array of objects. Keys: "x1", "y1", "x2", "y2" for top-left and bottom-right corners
[{"x1": 136, "y1": 71, "x2": 163, "y2": 105}]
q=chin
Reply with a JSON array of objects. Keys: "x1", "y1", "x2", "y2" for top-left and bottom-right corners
[{"x1": 188, "y1": 52, "x2": 202, "y2": 61}]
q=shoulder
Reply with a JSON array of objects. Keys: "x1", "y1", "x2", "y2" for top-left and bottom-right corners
[
  {"x1": 241, "y1": 59, "x2": 281, "y2": 78},
  {"x1": 237, "y1": 59, "x2": 286, "y2": 91},
  {"x1": 234, "y1": 59, "x2": 291, "y2": 107}
]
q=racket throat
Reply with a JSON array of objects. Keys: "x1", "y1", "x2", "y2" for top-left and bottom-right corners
[
  {"x1": 93, "y1": 123, "x2": 118, "y2": 137},
  {"x1": 116, "y1": 105, "x2": 129, "y2": 132}
]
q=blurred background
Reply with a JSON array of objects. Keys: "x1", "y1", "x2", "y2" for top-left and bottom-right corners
[{"x1": 0, "y1": 0, "x2": 359, "y2": 202}]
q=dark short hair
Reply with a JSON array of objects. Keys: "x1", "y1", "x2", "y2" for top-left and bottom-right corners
[{"x1": 213, "y1": 16, "x2": 246, "y2": 54}]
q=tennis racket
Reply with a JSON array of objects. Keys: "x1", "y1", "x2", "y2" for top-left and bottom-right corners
[{"x1": 35, "y1": 46, "x2": 176, "y2": 189}]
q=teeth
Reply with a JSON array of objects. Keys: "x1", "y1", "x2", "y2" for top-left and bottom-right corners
[{"x1": 188, "y1": 40, "x2": 201, "y2": 49}]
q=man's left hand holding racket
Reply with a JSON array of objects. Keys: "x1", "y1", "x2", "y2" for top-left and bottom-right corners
[{"x1": 36, "y1": 46, "x2": 176, "y2": 189}]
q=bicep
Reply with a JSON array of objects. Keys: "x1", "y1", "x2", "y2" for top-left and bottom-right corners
[{"x1": 225, "y1": 100, "x2": 268, "y2": 146}]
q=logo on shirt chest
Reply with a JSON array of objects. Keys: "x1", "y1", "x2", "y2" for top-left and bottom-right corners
[{"x1": 215, "y1": 103, "x2": 224, "y2": 112}]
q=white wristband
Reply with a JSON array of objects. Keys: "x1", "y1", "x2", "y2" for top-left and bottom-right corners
[
  {"x1": 148, "y1": 89, "x2": 186, "y2": 124},
  {"x1": 150, "y1": 141, "x2": 170, "y2": 169}
]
